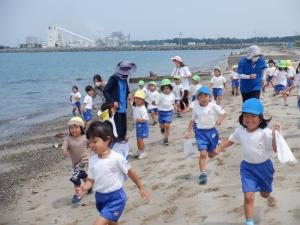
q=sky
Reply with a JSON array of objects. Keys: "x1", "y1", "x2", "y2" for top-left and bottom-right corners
[{"x1": 1, "y1": 0, "x2": 300, "y2": 46}]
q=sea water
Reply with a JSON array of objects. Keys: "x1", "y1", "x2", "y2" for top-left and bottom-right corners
[{"x1": 0, "y1": 49, "x2": 236, "y2": 142}]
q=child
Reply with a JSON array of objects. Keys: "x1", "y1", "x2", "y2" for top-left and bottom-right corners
[
  {"x1": 190, "y1": 75, "x2": 202, "y2": 101},
  {"x1": 230, "y1": 65, "x2": 240, "y2": 96},
  {"x1": 98, "y1": 102, "x2": 118, "y2": 138},
  {"x1": 70, "y1": 85, "x2": 81, "y2": 115},
  {"x1": 132, "y1": 90, "x2": 149, "y2": 159},
  {"x1": 287, "y1": 63, "x2": 300, "y2": 110},
  {"x1": 76, "y1": 121, "x2": 150, "y2": 225},
  {"x1": 264, "y1": 59, "x2": 276, "y2": 89},
  {"x1": 286, "y1": 60, "x2": 296, "y2": 95},
  {"x1": 157, "y1": 79, "x2": 175, "y2": 146},
  {"x1": 272, "y1": 60, "x2": 289, "y2": 106},
  {"x1": 60, "y1": 116, "x2": 89, "y2": 203},
  {"x1": 215, "y1": 98, "x2": 281, "y2": 225},
  {"x1": 210, "y1": 67, "x2": 227, "y2": 105},
  {"x1": 172, "y1": 75, "x2": 184, "y2": 117},
  {"x1": 83, "y1": 85, "x2": 94, "y2": 128},
  {"x1": 145, "y1": 81, "x2": 159, "y2": 125},
  {"x1": 184, "y1": 86, "x2": 226, "y2": 185},
  {"x1": 138, "y1": 80, "x2": 147, "y2": 93}
]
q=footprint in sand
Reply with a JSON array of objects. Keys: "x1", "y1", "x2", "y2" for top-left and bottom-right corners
[
  {"x1": 267, "y1": 196, "x2": 277, "y2": 208},
  {"x1": 204, "y1": 187, "x2": 220, "y2": 193},
  {"x1": 162, "y1": 206, "x2": 178, "y2": 223},
  {"x1": 52, "y1": 197, "x2": 72, "y2": 209},
  {"x1": 230, "y1": 205, "x2": 244, "y2": 217}
]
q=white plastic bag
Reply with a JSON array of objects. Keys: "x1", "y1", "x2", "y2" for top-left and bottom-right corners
[
  {"x1": 184, "y1": 139, "x2": 197, "y2": 157},
  {"x1": 275, "y1": 131, "x2": 297, "y2": 164}
]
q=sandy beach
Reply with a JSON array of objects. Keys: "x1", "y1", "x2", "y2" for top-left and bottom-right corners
[{"x1": 1, "y1": 47, "x2": 300, "y2": 225}]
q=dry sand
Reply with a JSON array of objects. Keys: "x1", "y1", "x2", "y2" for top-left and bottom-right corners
[{"x1": 1, "y1": 52, "x2": 300, "y2": 225}]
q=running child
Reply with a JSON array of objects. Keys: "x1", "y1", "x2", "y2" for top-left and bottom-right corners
[
  {"x1": 60, "y1": 116, "x2": 90, "y2": 203},
  {"x1": 287, "y1": 63, "x2": 300, "y2": 110},
  {"x1": 184, "y1": 86, "x2": 226, "y2": 185},
  {"x1": 70, "y1": 85, "x2": 82, "y2": 115},
  {"x1": 263, "y1": 59, "x2": 276, "y2": 90},
  {"x1": 76, "y1": 121, "x2": 150, "y2": 225},
  {"x1": 230, "y1": 65, "x2": 240, "y2": 96},
  {"x1": 172, "y1": 75, "x2": 184, "y2": 117},
  {"x1": 215, "y1": 98, "x2": 281, "y2": 225},
  {"x1": 286, "y1": 60, "x2": 296, "y2": 95},
  {"x1": 271, "y1": 60, "x2": 289, "y2": 106},
  {"x1": 190, "y1": 75, "x2": 202, "y2": 101},
  {"x1": 210, "y1": 66, "x2": 227, "y2": 105},
  {"x1": 157, "y1": 79, "x2": 175, "y2": 146},
  {"x1": 132, "y1": 90, "x2": 149, "y2": 159},
  {"x1": 145, "y1": 81, "x2": 159, "y2": 125},
  {"x1": 83, "y1": 85, "x2": 94, "y2": 128}
]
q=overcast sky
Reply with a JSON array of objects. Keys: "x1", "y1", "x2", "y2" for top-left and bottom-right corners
[{"x1": 1, "y1": 0, "x2": 300, "y2": 46}]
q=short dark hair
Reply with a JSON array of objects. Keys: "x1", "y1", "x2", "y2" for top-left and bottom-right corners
[
  {"x1": 85, "y1": 85, "x2": 93, "y2": 92},
  {"x1": 93, "y1": 74, "x2": 102, "y2": 82},
  {"x1": 86, "y1": 121, "x2": 115, "y2": 144},
  {"x1": 160, "y1": 84, "x2": 173, "y2": 91},
  {"x1": 238, "y1": 113, "x2": 271, "y2": 129},
  {"x1": 178, "y1": 61, "x2": 186, "y2": 67},
  {"x1": 268, "y1": 59, "x2": 275, "y2": 65},
  {"x1": 101, "y1": 102, "x2": 112, "y2": 118},
  {"x1": 72, "y1": 85, "x2": 79, "y2": 91}
]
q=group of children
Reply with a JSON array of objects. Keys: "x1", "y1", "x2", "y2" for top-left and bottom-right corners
[{"x1": 61, "y1": 58, "x2": 298, "y2": 225}]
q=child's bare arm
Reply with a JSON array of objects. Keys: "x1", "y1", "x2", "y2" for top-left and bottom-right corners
[
  {"x1": 184, "y1": 120, "x2": 195, "y2": 138},
  {"x1": 82, "y1": 103, "x2": 87, "y2": 112},
  {"x1": 60, "y1": 140, "x2": 69, "y2": 157},
  {"x1": 271, "y1": 123, "x2": 281, "y2": 152},
  {"x1": 215, "y1": 139, "x2": 234, "y2": 154},
  {"x1": 216, "y1": 112, "x2": 227, "y2": 126},
  {"x1": 128, "y1": 168, "x2": 150, "y2": 202},
  {"x1": 76, "y1": 178, "x2": 94, "y2": 196}
]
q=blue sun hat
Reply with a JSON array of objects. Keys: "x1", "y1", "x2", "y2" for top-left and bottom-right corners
[
  {"x1": 242, "y1": 98, "x2": 264, "y2": 115},
  {"x1": 196, "y1": 86, "x2": 210, "y2": 96}
]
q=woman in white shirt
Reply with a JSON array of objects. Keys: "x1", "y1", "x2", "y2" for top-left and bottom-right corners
[{"x1": 171, "y1": 56, "x2": 192, "y2": 110}]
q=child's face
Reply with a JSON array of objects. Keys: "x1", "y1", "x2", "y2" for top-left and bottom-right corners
[
  {"x1": 191, "y1": 79, "x2": 198, "y2": 85},
  {"x1": 134, "y1": 97, "x2": 144, "y2": 106},
  {"x1": 243, "y1": 113, "x2": 260, "y2": 131},
  {"x1": 268, "y1": 63, "x2": 274, "y2": 68},
  {"x1": 139, "y1": 85, "x2": 144, "y2": 89},
  {"x1": 197, "y1": 93, "x2": 210, "y2": 106},
  {"x1": 162, "y1": 86, "x2": 171, "y2": 94},
  {"x1": 174, "y1": 79, "x2": 180, "y2": 85},
  {"x1": 214, "y1": 70, "x2": 221, "y2": 76},
  {"x1": 72, "y1": 88, "x2": 78, "y2": 93},
  {"x1": 149, "y1": 84, "x2": 156, "y2": 92},
  {"x1": 233, "y1": 68, "x2": 237, "y2": 72},
  {"x1": 88, "y1": 137, "x2": 110, "y2": 154},
  {"x1": 87, "y1": 89, "x2": 94, "y2": 96},
  {"x1": 69, "y1": 125, "x2": 81, "y2": 137}
]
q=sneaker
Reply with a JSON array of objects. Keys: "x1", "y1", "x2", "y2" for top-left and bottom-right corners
[
  {"x1": 138, "y1": 151, "x2": 147, "y2": 160},
  {"x1": 163, "y1": 138, "x2": 169, "y2": 146},
  {"x1": 199, "y1": 172, "x2": 207, "y2": 185},
  {"x1": 71, "y1": 194, "x2": 81, "y2": 203},
  {"x1": 284, "y1": 103, "x2": 288, "y2": 106},
  {"x1": 135, "y1": 149, "x2": 142, "y2": 158}
]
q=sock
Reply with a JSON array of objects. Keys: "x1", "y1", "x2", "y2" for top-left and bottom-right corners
[{"x1": 246, "y1": 219, "x2": 254, "y2": 225}]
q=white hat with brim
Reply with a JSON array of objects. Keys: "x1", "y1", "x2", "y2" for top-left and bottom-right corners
[
  {"x1": 246, "y1": 45, "x2": 263, "y2": 60},
  {"x1": 171, "y1": 56, "x2": 183, "y2": 63}
]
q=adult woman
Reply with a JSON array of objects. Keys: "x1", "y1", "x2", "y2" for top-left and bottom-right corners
[
  {"x1": 171, "y1": 56, "x2": 192, "y2": 109},
  {"x1": 92, "y1": 74, "x2": 106, "y2": 109},
  {"x1": 103, "y1": 61, "x2": 136, "y2": 142},
  {"x1": 237, "y1": 45, "x2": 267, "y2": 102}
]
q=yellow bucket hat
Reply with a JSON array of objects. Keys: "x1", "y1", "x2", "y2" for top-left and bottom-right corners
[{"x1": 67, "y1": 116, "x2": 84, "y2": 127}]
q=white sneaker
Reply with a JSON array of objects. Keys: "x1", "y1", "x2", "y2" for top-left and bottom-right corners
[
  {"x1": 135, "y1": 149, "x2": 142, "y2": 158},
  {"x1": 138, "y1": 151, "x2": 147, "y2": 160}
]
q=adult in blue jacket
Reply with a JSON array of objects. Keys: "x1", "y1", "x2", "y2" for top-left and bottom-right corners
[
  {"x1": 104, "y1": 61, "x2": 136, "y2": 141},
  {"x1": 237, "y1": 45, "x2": 267, "y2": 102}
]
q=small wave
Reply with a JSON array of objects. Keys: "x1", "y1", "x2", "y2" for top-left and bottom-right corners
[
  {"x1": 24, "y1": 91, "x2": 40, "y2": 95},
  {"x1": 75, "y1": 78, "x2": 86, "y2": 81}
]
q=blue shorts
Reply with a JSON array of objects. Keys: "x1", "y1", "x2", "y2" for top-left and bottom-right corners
[
  {"x1": 158, "y1": 110, "x2": 173, "y2": 124},
  {"x1": 147, "y1": 108, "x2": 158, "y2": 113},
  {"x1": 213, "y1": 88, "x2": 223, "y2": 97},
  {"x1": 136, "y1": 121, "x2": 149, "y2": 139},
  {"x1": 192, "y1": 95, "x2": 196, "y2": 102},
  {"x1": 274, "y1": 84, "x2": 286, "y2": 92},
  {"x1": 287, "y1": 78, "x2": 293, "y2": 87},
  {"x1": 267, "y1": 75, "x2": 273, "y2": 84},
  {"x1": 240, "y1": 160, "x2": 274, "y2": 193},
  {"x1": 194, "y1": 127, "x2": 219, "y2": 152},
  {"x1": 73, "y1": 101, "x2": 81, "y2": 108},
  {"x1": 95, "y1": 189, "x2": 126, "y2": 222},
  {"x1": 231, "y1": 79, "x2": 239, "y2": 88},
  {"x1": 83, "y1": 109, "x2": 93, "y2": 121}
]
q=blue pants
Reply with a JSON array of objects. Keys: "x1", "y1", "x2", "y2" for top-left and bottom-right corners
[
  {"x1": 136, "y1": 121, "x2": 149, "y2": 139},
  {"x1": 95, "y1": 189, "x2": 126, "y2": 222},
  {"x1": 158, "y1": 110, "x2": 173, "y2": 124},
  {"x1": 148, "y1": 108, "x2": 158, "y2": 113},
  {"x1": 274, "y1": 84, "x2": 286, "y2": 92},
  {"x1": 83, "y1": 109, "x2": 92, "y2": 121},
  {"x1": 231, "y1": 79, "x2": 239, "y2": 88},
  {"x1": 213, "y1": 88, "x2": 223, "y2": 97},
  {"x1": 194, "y1": 127, "x2": 219, "y2": 153},
  {"x1": 240, "y1": 160, "x2": 274, "y2": 193}
]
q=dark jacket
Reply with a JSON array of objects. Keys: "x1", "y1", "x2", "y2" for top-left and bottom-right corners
[{"x1": 103, "y1": 74, "x2": 130, "y2": 108}]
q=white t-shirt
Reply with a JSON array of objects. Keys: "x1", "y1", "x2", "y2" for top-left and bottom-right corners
[
  {"x1": 190, "y1": 83, "x2": 202, "y2": 96},
  {"x1": 157, "y1": 92, "x2": 175, "y2": 111},
  {"x1": 83, "y1": 95, "x2": 93, "y2": 109},
  {"x1": 295, "y1": 73, "x2": 300, "y2": 95},
  {"x1": 192, "y1": 102, "x2": 225, "y2": 129},
  {"x1": 132, "y1": 105, "x2": 149, "y2": 121},
  {"x1": 88, "y1": 151, "x2": 131, "y2": 193},
  {"x1": 229, "y1": 126, "x2": 273, "y2": 164},
  {"x1": 230, "y1": 71, "x2": 239, "y2": 80},
  {"x1": 288, "y1": 67, "x2": 296, "y2": 78},
  {"x1": 70, "y1": 92, "x2": 81, "y2": 103},
  {"x1": 210, "y1": 76, "x2": 226, "y2": 89},
  {"x1": 145, "y1": 90, "x2": 159, "y2": 109},
  {"x1": 274, "y1": 70, "x2": 288, "y2": 86},
  {"x1": 172, "y1": 83, "x2": 183, "y2": 100},
  {"x1": 171, "y1": 66, "x2": 191, "y2": 91}
]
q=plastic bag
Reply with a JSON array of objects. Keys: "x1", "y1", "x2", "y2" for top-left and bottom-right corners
[
  {"x1": 275, "y1": 131, "x2": 297, "y2": 164},
  {"x1": 184, "y1": 139, "x2": 197, "y2": 157}
]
